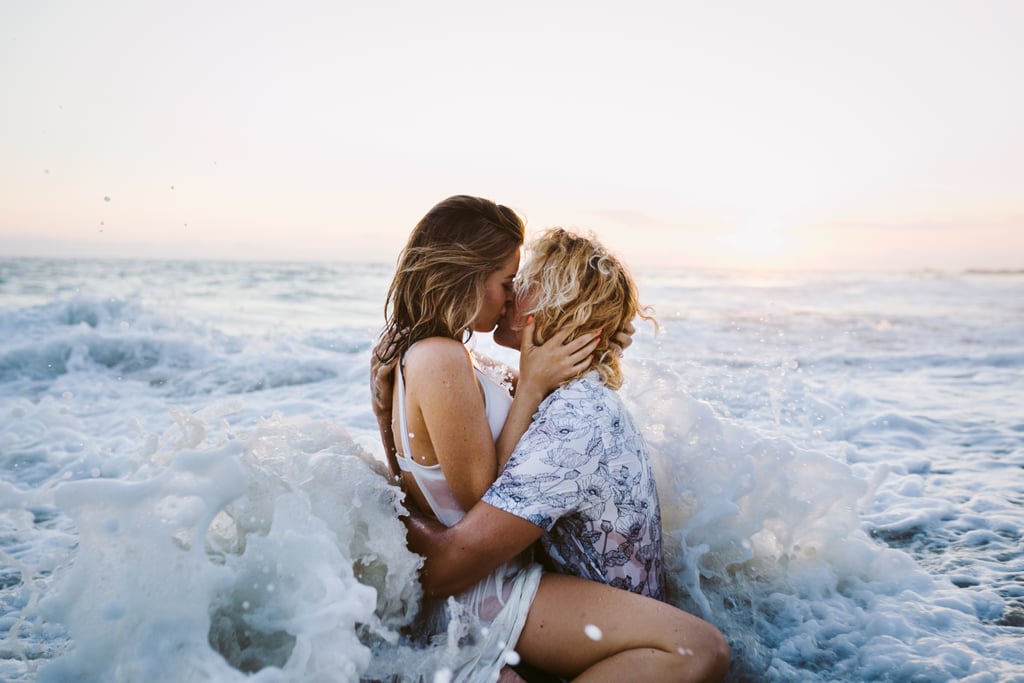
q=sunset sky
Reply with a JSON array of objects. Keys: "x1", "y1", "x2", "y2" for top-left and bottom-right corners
[{"x1": 2, "y1": 1, "x2": 1022, "y2": 271}]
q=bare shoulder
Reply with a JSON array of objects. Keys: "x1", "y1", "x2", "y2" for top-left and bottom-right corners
[{"x1": 403, "y1": 338, "x2": 474, "y2": 382}]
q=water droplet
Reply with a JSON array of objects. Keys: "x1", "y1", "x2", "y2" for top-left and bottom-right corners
[
  {"x1": 432, "y1": 668, "x2": 452, "y2": 683},
  {"x1": 408, "y1": 432, "x2": 415, "y2": 439},
  {"x1": 584, "y1": 624, "x2": 603, "y2": 641},
  {"x1": 242, "y1": 601, "x2": 250, "y2": 610},
  {"x1": 101, "y1": 600, "x2": 126, "y2": 620},
  {"x1": 677, "y1": 647, "x2": 694, "y2": 656},
  {"x1": 504, "y1": 650, "x2": 521, "y2": 666}
]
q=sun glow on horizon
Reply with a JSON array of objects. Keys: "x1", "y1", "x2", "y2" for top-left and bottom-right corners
[{"x1": 711, "y1": 216, "x2": 799, "y2": 269}]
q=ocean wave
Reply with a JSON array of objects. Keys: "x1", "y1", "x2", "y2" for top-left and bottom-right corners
[
  {"x1": 10, "y1": 414, "x2": 423, "y2": 682},
  {"x1": 624, "y1": 362, "x2": 1019, "y2": 680},
  {"x1": 3, "y1": 263, "x2": 1022, "y2": 681},
  {"x1": 0, "y1": 328, "x2": 208, "y2": 387},
  {"x1": 0, "y1": 296, "x2": 369, "y2": 401},
  {"x1": 2, "y1": 363, "x2": 1020, "y2": 681}
]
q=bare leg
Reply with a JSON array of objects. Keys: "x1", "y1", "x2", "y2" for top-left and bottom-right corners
[
  {"x1": 514, "y1": 574, "x2": 730, "y2": 682},
  {"x1": 497, "y1": 667, "x2": 527, "y2": 683}
]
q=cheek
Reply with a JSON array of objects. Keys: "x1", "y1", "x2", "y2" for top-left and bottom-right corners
[
  {"x1": 491, "y1": 283, "x2": 509, "y2": 306},
  {"x1": 479, "y1": 286, "x2": 503, "y2": 316}
]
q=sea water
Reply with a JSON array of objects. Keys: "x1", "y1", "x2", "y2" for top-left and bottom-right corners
[{"x1": 0, "y1": 258, "x2": 1021, "y2": 682}]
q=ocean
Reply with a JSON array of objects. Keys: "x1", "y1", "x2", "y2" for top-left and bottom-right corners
[{"x1": 1, "y1": 258, "x2": 1021, "y2": 682}]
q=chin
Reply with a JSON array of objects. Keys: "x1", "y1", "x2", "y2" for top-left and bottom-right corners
[{"x1": 493, "y1": 327, "x2": 521, "y2": 350}]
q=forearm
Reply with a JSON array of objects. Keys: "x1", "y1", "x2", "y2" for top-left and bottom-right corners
[
  {"x1": 370, "y1": 348, "x2": 400, "y2": 480},
  {"x1": 376, "y1": 413, "x2": 400, "y2": 481},
  {"x1": 404, "y1": 514, "x2": 493, "y2": 597},
  {"x1": 495, "y1": 382, "x2": 545, "y2": 469},
  {"x1": 498, "y1": 322, "x2": 598, "y2": 468},
  {"x1": 404, "y1": 501, "x2": 542, "y2": 598}
]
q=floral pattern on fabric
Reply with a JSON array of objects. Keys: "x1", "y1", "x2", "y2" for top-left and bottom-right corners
[{"x1": 483, "y1": 373, "x2": 665, "y2": 600}]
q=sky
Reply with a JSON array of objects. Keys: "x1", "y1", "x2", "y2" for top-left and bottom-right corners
[{"x1": 2, "y1": 0, "x2": 1022, "y2": 271}]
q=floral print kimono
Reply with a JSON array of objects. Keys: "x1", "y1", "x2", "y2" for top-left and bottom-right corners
[{"x1": 483, "y1": 372, "x2": 665, "y2": 600}]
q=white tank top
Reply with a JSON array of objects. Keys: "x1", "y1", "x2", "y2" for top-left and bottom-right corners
[{"x1": 394, "y1": 354, "x2": 513, "y2": 526}]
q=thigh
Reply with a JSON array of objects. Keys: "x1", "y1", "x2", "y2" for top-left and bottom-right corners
[{"x1": 514, "y1": 573, "x2": 723, "y2": 678}]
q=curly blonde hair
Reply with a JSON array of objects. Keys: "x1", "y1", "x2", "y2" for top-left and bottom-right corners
[
  {"x1": 516, "y1": 228, "x2": 656, "y2": 389},
  {"x1": 378, "y1": 195, "x2": 525, "y2": 365}
]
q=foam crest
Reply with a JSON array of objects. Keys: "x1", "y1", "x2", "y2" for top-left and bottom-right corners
[
  {"x1": 622, "y1": 359, "x2": 1018, "y2": 679},
  {"x1": 2, "y1": 398, "x2": 94, "y2": 488},
  {"x1": 30, "y1": 412, "x2": 422, "y2": 682},
  {"x1": 0, "y1": 295, "x2": 208, "y2": 392}
]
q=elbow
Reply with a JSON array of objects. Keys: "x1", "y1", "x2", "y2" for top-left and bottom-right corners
[
  {"x1": 419, "y1": 564, "x2": 471, "y2": 599},
  {"x1": 455, "y1": 478, "x2": 496, "y2": 513},
  {"x1": 420, "y1": 575, "x2": 449, "y2": 599},
  {"x1": 417, "y1": 562, "x2": 445, "y2": 597}
]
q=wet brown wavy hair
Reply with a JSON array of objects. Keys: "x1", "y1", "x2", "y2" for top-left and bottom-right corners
[{"x1": 378, "y1": 195, "x2": 525, "y2": 365}]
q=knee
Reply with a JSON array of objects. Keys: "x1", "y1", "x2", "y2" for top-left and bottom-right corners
[
  {"x1": 690, "y1": 625, "x2": 730, "y2": 682},
  {"x1": 670, "y1": 620, "x2": 729, "y2": 682}
]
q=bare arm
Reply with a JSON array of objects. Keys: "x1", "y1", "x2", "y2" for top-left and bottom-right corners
[
  {"x1": 404, "y1": 499, "x2": 545, "y2": 597},
  {"x1": 490, "y1": 318, "x2": 633, "y2": 470},
  {"x1": 373, "y1": 325, "x2": 596, "y2": 491},
  {"x1": 410, "y1": 339, "x2": 503, "y2": 509},
  {"x1": 372, "y1": 334, "x2": 511, "y2": 501},
  {"x1": 370, "y1": 342, "x2": 400, "y2": 480},
  {"x1": 495, "y1": 320, "x2": 599, "y2": 469}
]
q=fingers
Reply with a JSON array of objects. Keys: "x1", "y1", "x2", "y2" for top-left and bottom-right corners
[
  {"x1": 370, "y1": 352, "x2": 397, "y2": 414},
  {"x1": 565, "y1": 329, "x2": 602, "y2": 362},
  {"x1": 519, "y1": 315, "x2": 537, "y2": 353},
  {"x1": 569, "y1": 333, "x2": 599, "y2": 368},
  {"x1": 545, "y1": 325, "x2": 600, "y2": 352},
  {"x1": 617, "y1": 326, "x2": 635, "y2": 348},
  {"x1": 528, "y1": 325, "x2": 600, "y2": 372},
  {"x1": 551, "y1": 329, "x2": 599, "y2": 376}
]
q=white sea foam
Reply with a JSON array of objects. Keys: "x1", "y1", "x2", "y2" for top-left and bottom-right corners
[{"x1": 17, "y1": 411, "x2": 423, "y2": 682}]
